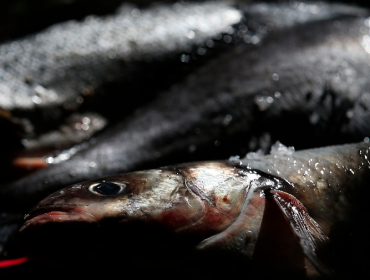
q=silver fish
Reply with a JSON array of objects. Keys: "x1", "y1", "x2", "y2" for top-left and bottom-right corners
[{"x1": 18, "y1": 142, "x2": 370, "y2": 279}]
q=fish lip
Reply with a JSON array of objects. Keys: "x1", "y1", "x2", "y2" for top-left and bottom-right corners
[{"x1": 20, "y1": 204, "x2": 96, "y2": 232}]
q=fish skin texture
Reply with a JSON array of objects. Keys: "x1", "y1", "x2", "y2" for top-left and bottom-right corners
[{"x1": 2, "y1": 13, "x2": 370, "y2": 211}]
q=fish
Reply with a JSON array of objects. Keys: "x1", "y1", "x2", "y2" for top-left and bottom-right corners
[
  {"x1": 17, "y1": 141, "x2": 370, "y2": 279},
  {"x1": 0, "y1": 1, "x2": 242, "y2": 137},
  {"x1": 2, "y1": 6, "x2": 370, "y2": 212}
]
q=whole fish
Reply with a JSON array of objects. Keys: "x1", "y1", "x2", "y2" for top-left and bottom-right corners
[
  {"x1": 17, "y1": 141, "x2": 370, "y2": 279},
  {"x1": 2, "y1": 7, "x2": 370, "y2": 212}
]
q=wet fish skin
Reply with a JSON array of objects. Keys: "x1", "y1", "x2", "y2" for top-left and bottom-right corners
[
  {"x1": 3, "y1": 12, "x2": 370, "y2": 212},
  {"x1": 0, "y1": 2, "x2": 241, "y2": 125},
  {"x1": 17, "y1": 142, "x2": 370, "y2": 278}
]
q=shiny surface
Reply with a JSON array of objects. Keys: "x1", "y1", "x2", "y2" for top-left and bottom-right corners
[
  {"x1": 3, "y1": 3, "x2": 370, "y2": 212},
  {"x1": 1, "y1": 1, "x2": 370, "y2": 278},
  {"x1": 17, "y1": 142, "x2": 370, "y2": 278}
]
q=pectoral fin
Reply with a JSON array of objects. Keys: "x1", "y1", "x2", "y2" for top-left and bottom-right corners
[{"x1": 270, "y1": 190, "x2": 330, "y2": 276}]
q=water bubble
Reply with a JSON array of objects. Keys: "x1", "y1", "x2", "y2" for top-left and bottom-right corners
[
  {"x1": 180, "y1": 54, "x2": 190, "y2": 63},
  {"x1": 226, "y1": 26, "x2": 235, "y2": 35},
  {"x1": 223, "y1": 114, "x2": 233, "y2": 126},
  {"x1": 206, "y1": 40, "x2": 214, "y2": 48},
  {"x1": 239, "y1": 25, "x2": 248, "y2": 32},
  {"x1": 31, "y1": 95, "x2": 42, "y2": 104},
  {"x1": 266, "y1": 96, "x2": 274, "y2": 104},
  {"x1": 45, "y1": 157, "x2": 54, "y2": 164},
  {"x1": 272, "y1": 73, "x2": 279, "y2": 81},
  {"x1": 82, "y1": 117, "x2": 91, "y2": 125},
  {"x1": 243, "y1": 35, "x2": 251, "y2": 43},
  {"x1": 223, "y1": 35, "x2": 232, "y2": 43},
  {"x1": 309, "y1": 112, "x2": 320, "y2": 125},
  {"x1": 76, "y1": 96, "x2": 84, "y2": 104},
  {"x1": 108, "y1": 51, "x2": 116, "y2": 59},
  {"x1": 81, "y1": 123, "x2": 89, "y2": 130},
  {"x1": 186, "y1": 30, "x2": 195, "y2": 39},
  {"x1": 251, "y1": 36, "x2": 260, "y2": 44},
  {"x1": 214, "y1": 33, "x2": 222, "y2": 40},
  {"x1": 346, "y1": 110, "x2": 354, "y2": 119}
]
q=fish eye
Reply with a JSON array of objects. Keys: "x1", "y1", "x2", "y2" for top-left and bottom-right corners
[{"x1": 89, "y1": 181, "x2": 126, "y2": 196}]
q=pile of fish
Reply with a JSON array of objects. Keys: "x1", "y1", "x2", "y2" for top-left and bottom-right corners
[{"x1": 1, "y1": 0, "x2": 370, "y2": 279}]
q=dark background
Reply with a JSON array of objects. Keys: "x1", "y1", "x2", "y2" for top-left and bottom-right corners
[{"x1": 1, "y1": 0, "x2": 370, "y2": 42}]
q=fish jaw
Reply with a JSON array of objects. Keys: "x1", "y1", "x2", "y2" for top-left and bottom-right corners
[{"x1": 20, "y1": 204, "x2": 97, "y2": 232}]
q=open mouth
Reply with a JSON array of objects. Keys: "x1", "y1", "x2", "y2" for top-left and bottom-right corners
[{"x1": 20, "y1": 204, "x2": 96, "y2": 231}]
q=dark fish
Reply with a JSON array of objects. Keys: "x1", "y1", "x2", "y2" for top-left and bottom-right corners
[
  {"x1": 2, "y1": 7, "x2": 370, "y2": 211},
  {"x1": 17, "y1": 141, "x2": 370, "y2": 279},
  {"x1": 0, "y1": 1, "x2": 241, "y2": 131}
]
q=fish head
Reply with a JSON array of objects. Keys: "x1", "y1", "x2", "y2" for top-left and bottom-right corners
[{"x1": 18, "y1": 163, "x2": 245, "y2": 266}]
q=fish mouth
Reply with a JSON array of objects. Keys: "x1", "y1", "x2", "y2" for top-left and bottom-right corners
[{"x1": 20, "y1": 204, "x2": 96, "y2": 232}]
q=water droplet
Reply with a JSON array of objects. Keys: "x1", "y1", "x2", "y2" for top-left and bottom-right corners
[
  {"x1": 45, "y1": 157, "x2": 54, "y2": 164},
  {"x1": 223, "y1": 114, "x2": 233, "y2": 126},
  {"x1": 346, "y1": 110, "x2": 354, "y2": 119},
  {"x1": 206, "y1": 40, "x2": 214, "y2": 48},
  {"x1": 76, "y1": 96, "x2": 84, "y2": 104},
  {"x1": 81, "y1": 123, "x2": 89, "y2": 130},
  {"x1": 186, "y1": 30, "x2": 195, "y2": 39},
  {"x1": 31, "y1": 95, "x2": 42, "y2": 104},
  {"x1": 223, "y1": 35, "x2": 232, "y2": 43},
  {"x1": 272, "y1": 73, "x2": 279, "y2": 81},
  {"x1": 180, "y1": 54, "x2": 190, "y2": 63},
  {"x1": 108, "y1": 51, "x2": 116, "y2": 59},
  {"x1": 309, "y1": 112, "x2": 320, "y2": 125},
  {"x1": 82, "y1": 117, "x2": 91, "y2": 125}
]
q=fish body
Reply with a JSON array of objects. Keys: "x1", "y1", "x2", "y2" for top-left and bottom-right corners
[
  {"x1": 0, "y1": 1, "x2": 241, "y2": 134},
  {"x1": 18, "y1": 142, "x2": 370, "y2": 279},
  {"x1": 3, "y1": 9, "x2": 370, "y2": 211}
]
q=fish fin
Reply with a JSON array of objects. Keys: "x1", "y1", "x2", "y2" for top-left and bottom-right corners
[
  {"x1": 12, "y1": 157, "x2": 48, "y2": 171},
  {"x1": 270, "y1": 190, "x2": 331, "y2": 276}
]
